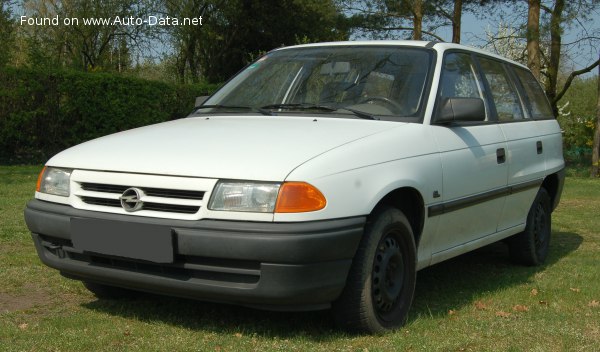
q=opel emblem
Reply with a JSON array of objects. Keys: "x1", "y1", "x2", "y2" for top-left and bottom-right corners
[{"x1": 120, "y1": 188, "x2": 144, "y2": 212}]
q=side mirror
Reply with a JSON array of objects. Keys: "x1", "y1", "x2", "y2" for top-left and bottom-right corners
[
  {"x1": 434, "y1": 97, "x2": 485, "y2": 124},
  {"x1": 195, "y1": 96, "x2": 209, "y2": 108}
]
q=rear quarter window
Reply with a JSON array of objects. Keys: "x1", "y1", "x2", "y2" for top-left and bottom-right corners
[{"x1": 513, "y1": 68, "x2": 554, "y2": 119}]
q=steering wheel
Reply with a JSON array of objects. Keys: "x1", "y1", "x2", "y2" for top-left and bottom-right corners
[{"x1": 358, "y1": 96, "x2": 404, "y2": 112}]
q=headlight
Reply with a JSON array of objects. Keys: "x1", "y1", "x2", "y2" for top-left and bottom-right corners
[
  {"x1": 209, "y1": 181, "x2": 280, "y2": 212},
  {"x1": 36, "y1": 167, "x2": 72, "y2": 197},
  {"x1": 208, "y1": 180, "x2": 327, "y2": 213}
]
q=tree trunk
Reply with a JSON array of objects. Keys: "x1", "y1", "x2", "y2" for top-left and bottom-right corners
[
  {"x1": 452, "y1": 0, "x2": 463, "y2": 43},
  {"x1": 526, "y1": 0, "x2": 541, "y2": 79},
  {"x1": 175, "y1": 52, "x2": 186, "y2": 84},
  {"x1": 545, "y1": 0, "x2": 564, "y2": 117},
  {"x1": 592, "y1": 60, "x2": 600, "y2": 177},
  {"x1": 412, "y1": 0, "x2": 423, "y2": 40},
  {"x1": 187, "y1": 39, "x2": 200, "y2": 83}
]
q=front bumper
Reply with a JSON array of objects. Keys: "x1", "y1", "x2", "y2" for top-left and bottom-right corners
[{"x1": 25, "y1": 199, "x2": 365, "y2": 310}]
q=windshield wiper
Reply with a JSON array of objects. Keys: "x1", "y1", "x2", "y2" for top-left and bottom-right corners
[
  {"x1": 194, "y1": 104, "x2": 272, "y2": 116},
  {"x1": 260, "y1": 103, "x2": 337, "y2": 112},
  {"x1": 261, "y1": 103, "x2": 380, "y2": 120},
  {"x1": 337, "y1": 107, "x2": 380, "y2": 120}
]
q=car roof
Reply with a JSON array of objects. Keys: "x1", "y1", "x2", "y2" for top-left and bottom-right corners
[{"x1": 272, "y1": 40, "x2": 528, "y2": 70}]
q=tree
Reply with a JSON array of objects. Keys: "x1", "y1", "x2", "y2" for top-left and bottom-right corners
[
  {"x1": 339, "y1": 0, "x2": 502, "y2": 43},
  {"x1": 161, "y1": 0, "x2": 216, "y2": 83},
  {"x1": 20, "y1": 0, "x2": 158, "y2": 71},
  {"x1": 451, "y1": 0, "x2": 462, "y2": 43},
  {"x1": 0, "y1": 0, "x2": 14, "y2": 66},
  {"x1": 543, "y1": 0, "x2": 566, "y2": 113},
  {"x1": 338, "y1": 0, "x2": 443, "y2": 40},
  {"x1": 530, "y1": 0, "x2": 599, "y2": 116},
  {"x1": 592, "y1": 63, "x2": 600, "y2": 177},
  {"x1": 484, "y1": 1, "x2": 599, "y2": 116},
  {"x1": 557, "y1": 76, "x2": 597, "y2": 155},
  {"x1": 163, "y1": 0, "x2": 346, "y2": 84},
  {"x1": 482, "y1": 23, "x2": 526, "y2": 62},
  {"x1": 431, "y1": 0, "x2": 481, "y2": 44},
  {"x1": 526, "y1": 0, "x2": 541, "y2": 79},
  {"x1": 411, "y1": 0, "x2": 424, "y2": 40}
]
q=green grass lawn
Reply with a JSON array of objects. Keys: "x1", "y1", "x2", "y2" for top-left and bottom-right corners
[{"x1": 1, "y1": 166, "x2": 598, "y2": 351}]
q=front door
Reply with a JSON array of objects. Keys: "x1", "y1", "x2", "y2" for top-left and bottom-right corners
[{"x1": 429, "y1": 52, "x2": 508, "y2": 261}]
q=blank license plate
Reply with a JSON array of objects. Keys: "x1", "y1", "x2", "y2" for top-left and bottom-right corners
[{"x1": 71, "y1": 218, "x2": 173, "y2": 263}]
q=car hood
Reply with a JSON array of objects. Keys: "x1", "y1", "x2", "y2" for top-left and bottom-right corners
[{"x1": 48, "y1": 115, "x2": 404, "y2": 181}]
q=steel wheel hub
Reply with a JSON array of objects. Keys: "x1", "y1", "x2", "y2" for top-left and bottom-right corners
[{"x1": 372, "y1": 234, "x2": 405, "y2": 315}]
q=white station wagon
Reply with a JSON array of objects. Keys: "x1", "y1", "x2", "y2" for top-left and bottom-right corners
[{"x1": 25, "y1": 41, "x2": 565, "y2": 333}]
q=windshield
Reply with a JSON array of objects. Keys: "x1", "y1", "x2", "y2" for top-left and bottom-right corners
[{"x1": 201, "y1": 46, "x2": 433, "y2": 121}]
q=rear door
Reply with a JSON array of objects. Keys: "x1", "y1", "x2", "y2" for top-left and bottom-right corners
[{"x1": 488, "y1": 64, "x2": 555, "y2": 230}]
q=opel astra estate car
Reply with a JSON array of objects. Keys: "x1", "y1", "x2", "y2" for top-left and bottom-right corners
[{"x1": 25, "y1": 40, "x2": 564, "y2": 333}]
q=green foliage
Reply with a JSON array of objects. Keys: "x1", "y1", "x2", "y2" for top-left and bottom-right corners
[
  {"x1": 557, "y1": 76, "x2": 598, "y2": 167},
  {"x1": 19, "y1": 0, "x2": 158, "y2": 72},
  {"x1": 0, "y1": 0, "x2": 14, "y2": 67},
  {"x1": 165, "y1": 0, "x2": 347, "y2": 84},
  {"x1": 0, "y1": 67, "x2": 218, "y2": 164}
]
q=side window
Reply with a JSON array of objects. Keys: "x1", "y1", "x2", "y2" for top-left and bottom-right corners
[
  {"x1": 440, "y1": 53, "x2": 484, "y2": 99},
  {"x1": 478, "y1": 57, "x2": 524, "y2": 121},
  {"x1": 513, "y1": 68, "x2": 554, "y2": 119},
  {"x1": 439, "y1": 52, "x2": 488, "y2": 120}
]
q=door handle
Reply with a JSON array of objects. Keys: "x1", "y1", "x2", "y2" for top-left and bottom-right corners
[
  {"x1": 536, "y1": 141, "x2": 543, "y2": 154},
  {"x1": 496, "y1": 148, "x2": 506, "y2": 164}
]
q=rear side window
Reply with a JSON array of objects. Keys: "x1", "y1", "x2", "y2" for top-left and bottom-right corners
[
  {"x1": 478, "y1": 57, "x2": 524, "y2": 121},
  {"x1": 513, "y1": 68, "x2": 554, "y2": 119}
]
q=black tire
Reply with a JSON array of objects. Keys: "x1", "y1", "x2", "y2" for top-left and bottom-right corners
[
  {"x1": 508, "y1": 187, "x2": 552, "y2": 266},
  {"x1": 333, "y1": 207, "x2": 417, "y2": 334},
  {"x1": 83, "y1": 281, "x2": 136, "y2": 299}
]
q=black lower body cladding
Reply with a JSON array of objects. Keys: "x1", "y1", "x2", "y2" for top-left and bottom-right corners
[{"x1": 24, "y1": 199, "x2": 365, "y2": 310}]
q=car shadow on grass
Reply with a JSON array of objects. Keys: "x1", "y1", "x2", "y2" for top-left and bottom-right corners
[
  {"x1": 81, "y1": 231, "x2": 582, "y2": 338},
  {"x1": 410, "y1": 231, "x2": 583, "y2": 318}
]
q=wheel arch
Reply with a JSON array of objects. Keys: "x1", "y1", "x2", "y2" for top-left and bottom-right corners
[
  {"x1": 541, "y1": 169, "x2": 565, "y2": 212},
  {"x1": 369, "y1": 187, "x2": 425, "y2": 246}
]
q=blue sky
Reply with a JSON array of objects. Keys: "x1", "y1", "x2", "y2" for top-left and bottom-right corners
[
  {"x1": 439, "y1": 6, "x2": 600, "y2": 73},
  {"x1": 349, "y1": 2, "x2": 599, "y2": 74}
]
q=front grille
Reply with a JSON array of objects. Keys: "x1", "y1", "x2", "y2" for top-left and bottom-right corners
[
  {"x1": 70, "y1": 170, "x2": 215, "y2": 220},
  {"x1": 80, "y1": 183, "x2": 204, "y2": 200},
  {"x1": 74, "y1": 180, "x2": 207, "y2": 216},
  {"x1": 79, "y1": 195, "x2": 200, "y2": 214},
  {"x1": 80, "y1": 197, "x2": 121, "y2": 207},
  {"x1": 80, "y1": 183, "x2": 129, "y2": 194},
  {"x1": 144, "y1": 188, "x2": 204, "y2": 200}
]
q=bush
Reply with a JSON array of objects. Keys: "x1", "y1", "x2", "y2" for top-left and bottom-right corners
[
  {"x1": 0, "y1": 67, "x2": 218, "y2": 164},
  {"x1": 557, "y1": 77, "x2": 597, "y2": 153}
]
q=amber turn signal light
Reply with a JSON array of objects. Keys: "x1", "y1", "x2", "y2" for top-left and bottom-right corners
[
  {"x1": 36, "y1": 166, "x2": 47, "y2": 192},
  {"x1": 275, "y1": 182, "x2": 326, "y2": 213}
]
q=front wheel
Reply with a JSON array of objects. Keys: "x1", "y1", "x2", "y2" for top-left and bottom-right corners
[{"x1": 333, "y1": 207, "x2": 416, "y2": 333}]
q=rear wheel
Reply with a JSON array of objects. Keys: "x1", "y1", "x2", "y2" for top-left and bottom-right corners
[
  {"x1": 333, "y1": 207, "x2": 416, "y2": 333},
  {"x1": 508, "y1": 187, "x2": 552, "y2": 266}
]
